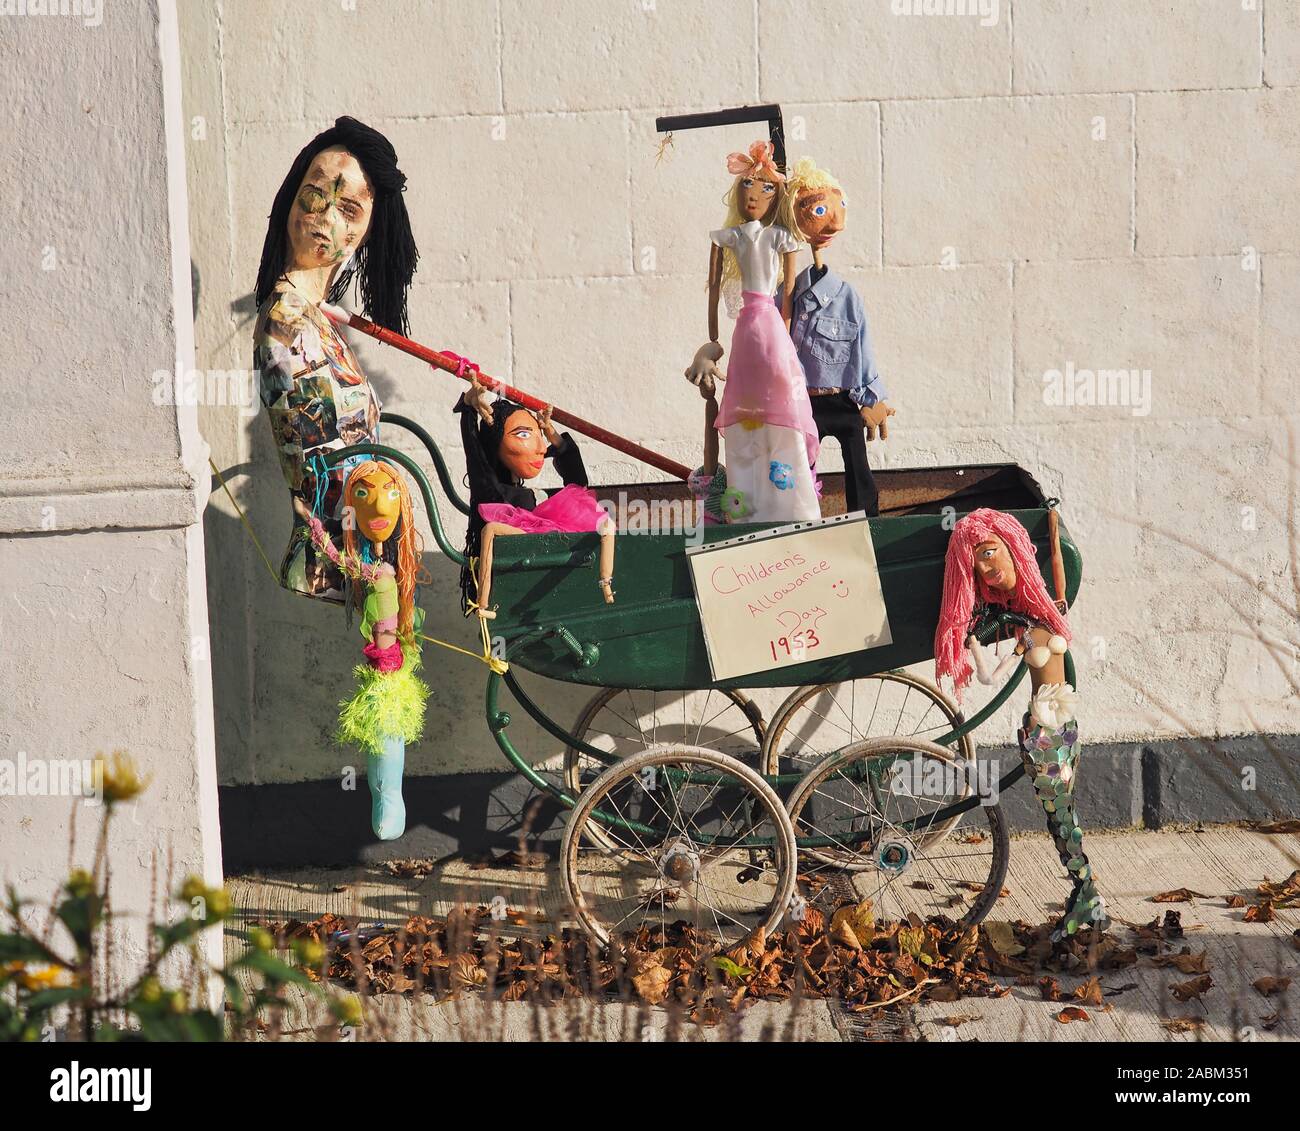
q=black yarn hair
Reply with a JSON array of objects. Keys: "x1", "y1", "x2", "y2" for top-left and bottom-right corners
[{"x1": 254, "y1": 116, "x2": 418, "y2": 334}]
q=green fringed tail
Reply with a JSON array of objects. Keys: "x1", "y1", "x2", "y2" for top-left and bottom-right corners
[{"x1": 336, "y1": 642, "x2": 430, "y2": 758}]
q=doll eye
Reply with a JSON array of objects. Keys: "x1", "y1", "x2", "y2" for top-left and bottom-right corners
[
  {"x1": 813, "y1": 205, "x2": 827, "y2": 216},
  {"x1": 353, "y1": 487, "x2": 369, "y2": 499},
  {"x1": 387, "y1": 488, "x2": 400, "y2": 501},
  {"x1": 762, "y1": 182, "x2": 776, "y2": 194},
  {"x1": 741, "y1": 178, "x2": 754, "y2": 189}
]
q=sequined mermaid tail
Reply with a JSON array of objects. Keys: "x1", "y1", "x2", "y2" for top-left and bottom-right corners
[{"x1": 1017, "y1": 713, "x2": 1110, "y2": 940}]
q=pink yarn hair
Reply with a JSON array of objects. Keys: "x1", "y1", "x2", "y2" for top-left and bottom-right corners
[{"x1": 933, "y1": 508, "x2": 1071, "y2": 698}]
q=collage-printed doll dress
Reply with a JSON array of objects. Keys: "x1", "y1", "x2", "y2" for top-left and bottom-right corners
[
  {"x1": 254, "y1": 289, "x2": 382, "y2": 602},
  {"x1": 711, "y1": 221, "x2": 821, "y2": 523}
]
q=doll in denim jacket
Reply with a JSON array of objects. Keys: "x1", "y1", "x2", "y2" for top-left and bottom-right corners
[{"x1": 784, "y1": 158, "x2": 895, "y2": 516}]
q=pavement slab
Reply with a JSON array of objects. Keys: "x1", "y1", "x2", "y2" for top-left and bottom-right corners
[{"x1": 224, "y1": 825, "x2": 1299, "y2": 1042}]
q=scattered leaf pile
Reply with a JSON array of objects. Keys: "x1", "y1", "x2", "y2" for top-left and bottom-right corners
[{"x1": 247, "y1": 899, "x2": 1160, "y2": 1021}]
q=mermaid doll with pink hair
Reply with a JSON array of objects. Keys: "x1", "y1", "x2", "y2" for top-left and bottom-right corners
[{"x1": 934, "y1": 508, "x2": 1109, "y2": 941}]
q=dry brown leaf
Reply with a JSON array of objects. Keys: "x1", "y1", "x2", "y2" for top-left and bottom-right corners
[
  {"x1": 1074, "y1": 976, "x2": 1105, "y2": 1006},
  {"x1": 1161, "y1": 1017, "x2": 1206, "y2": 1034},
  {"x1": 631, "y1": 964, "x2": 673, "y2": 1005},
  {"x1": 1257, "y1": 870, "x2": 1300, "y2": 905},
  {"x1": 1248, "y1": 819, "x2": 1300, "y2": 834},
  {"x1": 1056, "y1": 1006, "x2": 1090, "y2": 1023},
  {"x1": 1252, "y1": 976, "x2": 1291, "y2": 997},
  {"x1": 1038, "y1": 976, "x2": 1062, "y2": 1002},
  {"x1": 1152, "y1": 888, "x2": 1206, "y2": 903},
  {"x1": 983, "y1": 920, "x2": 1025, "y2": 957},
  {"x1": 1244, "y1": 901, "x2": 1275, "y2": 923},
  {"x1": 1151, "y1": 949, "x2": 1210, "y2": 975},
  {"x1": 1170, "y1": 974, "x2": 1214, "y2": 1003}
]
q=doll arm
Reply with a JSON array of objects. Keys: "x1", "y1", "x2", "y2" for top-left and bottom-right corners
[
  {"x1": 548, "y1": 432, "x2": 589, "y2": 488},
  {"x1": 455, "y1": 393, "x2": 507, "y2": 506},
  {"x1": 966, "y1": 634, "x2": 1023, "y2": 686},
  {"x1": 702, "y1": 391, "x2": 720, "y2": 475},
  {"x1": 687, "y1": 243, "x2": 727, "y2": 390},
  {"x1": 305, "y1": 516, "x2": 385, "y2": 586}
]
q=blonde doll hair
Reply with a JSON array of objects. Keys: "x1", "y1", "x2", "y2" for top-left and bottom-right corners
[
  {"x1": 786, "y1": 156, "x2": 842, "y2": 198},
  {"x1": 342, "y1": 460, "x2": 424, "y2": 639}
]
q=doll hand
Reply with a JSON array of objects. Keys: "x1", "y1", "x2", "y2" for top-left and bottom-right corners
[
  {"x1": 462, "y1": 374, "x2": 495, "y2": 424},
  {"x1": 537, "y1": 404, "x2": 561, "y2": 447},
  {"x1": 860, "y1": 401, "x2": 895, "y2": 441},
  {"x1": 686, "y1": 342, "x2": 726, "y2": 393}
]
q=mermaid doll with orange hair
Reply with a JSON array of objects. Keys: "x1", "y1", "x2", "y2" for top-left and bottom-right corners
[
  {"x1": 307, "y1": 459, "x2": 429, "y2": 840},
  {"x1": 934, "y1": 508, "x2": 1109, "y2": 941}
]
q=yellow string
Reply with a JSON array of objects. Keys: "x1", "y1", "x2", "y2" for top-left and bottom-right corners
[
  {"x1": 209, "y1": 457, "x2": 279, "y2": 583},
  {"x1": 208, "y1": 458, "x2": 508, "y2": 674}
]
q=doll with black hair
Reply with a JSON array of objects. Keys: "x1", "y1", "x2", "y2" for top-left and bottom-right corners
[
  {"x1": 456, "y1": 377, "x2": 616, "y2": 619},
  {"x1": 253, "y1": 115, "x2": 419, "y2": 602}
]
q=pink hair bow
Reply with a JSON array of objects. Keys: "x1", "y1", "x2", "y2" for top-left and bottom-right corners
[{"x1": 725, "y1": 140, "x2": 785, "y2": 183}]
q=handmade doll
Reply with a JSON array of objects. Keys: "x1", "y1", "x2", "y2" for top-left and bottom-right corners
[
  {"x1": 684, "y1": 141, "x2": 820, "y2": 523},
  {"x1": 307, "y1": 460, "x2": 429, "y2": 840},
  {"x1": 253, "y1": 116, "x2": 419, "y2": 602},
  {"x1": 934, "y1": 509, "x2": 1109, "y2": 941},
  {"x1": 785, "y1": 157, "x2": 894, "y2": 517},
  {"x1": 457, "y1": 377, "x2": 616, "y2": 619}
]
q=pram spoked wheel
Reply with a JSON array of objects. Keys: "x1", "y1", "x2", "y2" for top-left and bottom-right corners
[
  {"x1": 784, "y1": 736, "x2": 1009, "y2": 929},
  {"x1": 560, "y1": 744, "x2": 797, "y2": 947}
]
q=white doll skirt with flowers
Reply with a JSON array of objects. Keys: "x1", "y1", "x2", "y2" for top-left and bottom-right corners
[{"x1": 721, "y1": 421, "x2": 822, "y2": 523}]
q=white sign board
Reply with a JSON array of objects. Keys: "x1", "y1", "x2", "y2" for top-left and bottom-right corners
[{"x1": 686, "y1": 514, "x2": 893, "y2": 681}]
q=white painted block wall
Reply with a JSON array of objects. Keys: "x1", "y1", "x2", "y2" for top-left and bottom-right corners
[
  {"x1": 180, "y1": 1, "x2": 1299, "y2": 785},
  {"x1": 0, "y1": 0, "x2": 222, "y2": 976}
]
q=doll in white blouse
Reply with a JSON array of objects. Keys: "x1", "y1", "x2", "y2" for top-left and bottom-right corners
[{"x1": 684, "y1": 141, "x2": 821, "y2": 523}]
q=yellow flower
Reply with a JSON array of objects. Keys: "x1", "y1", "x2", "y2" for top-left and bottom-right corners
[
  {"x1": 336, "y1": 995, "x2": 363, "y2": 1027},
  {"x1": 292, "y1": 938, "x2": 325, "y2": 966},
  {"x1": 65, "y1": 869, "x2": 95, "y2": 899},
  {"x1": 96, "y1": 750, "x2": 150, "y2": 804},
  {"x1": 18, "y1": 965, "x2": 75, "y2": 991}
]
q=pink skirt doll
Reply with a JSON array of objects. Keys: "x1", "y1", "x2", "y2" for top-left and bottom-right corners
[
  {"x1": 478, "y1": 482, "x2": 610, "y2": 534},
  {"x1": 458, "y1": 381, "x2": 617, "y2": 618},
  {"x1": 685, "y1": 141, "x2": 821, "y2": 524},
  {"x1": 716, "y1": 289, "x2": 821, "y2": 522}
]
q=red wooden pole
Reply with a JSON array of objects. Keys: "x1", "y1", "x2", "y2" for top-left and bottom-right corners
[{"x1": 321, "y1": 303, "x2": 691, "y2": 482}]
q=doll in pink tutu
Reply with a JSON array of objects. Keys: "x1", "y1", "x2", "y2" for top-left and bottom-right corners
[
  {"x1": 685, "y1": 140, "x2": 820, "y2": 523},
  {"x1": 456, "y1": 376, "x2": 616, "y2": 619}
]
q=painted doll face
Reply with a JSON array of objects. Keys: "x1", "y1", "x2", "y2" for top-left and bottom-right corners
[
  {"x1": 737, "y1": 172, "x2": 780, "y2": 222},
  {"x1": 286, "y1": 146, "x2": 374, "y2": 272},
  {"x1": 498, "y1": 409, "x2": 548, "y2": 480},
  {"x1": 796, "y1": 186, "x2": 846, "y2": 249},
  {"x1": 347, "y1": 466, "x2": 402, "y2": 546},
  {"x1": 973, "y1": 536, "x2": 1017, "y2": 594}
]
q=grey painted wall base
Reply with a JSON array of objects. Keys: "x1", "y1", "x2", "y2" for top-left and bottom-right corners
[{"x1": 218, "y1": 733, "x2": 1300, "y2": 871}]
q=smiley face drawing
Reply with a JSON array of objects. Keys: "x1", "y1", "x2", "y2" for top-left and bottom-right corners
[{"x1": 831, "y1": 579, "x2": 851, "y2": 599}]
